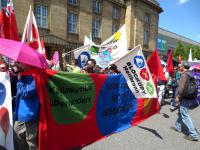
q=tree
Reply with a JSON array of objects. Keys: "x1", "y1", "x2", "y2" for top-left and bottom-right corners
[
  {"x1": 193, "y1": 46, "x2": 200, "y2": 60},
  {"x1": 173, "y1": 41, "x2": 185, "y2": 61},
  {"x1": 174, "y1": 41, "x2": 200, "y2": 61}
]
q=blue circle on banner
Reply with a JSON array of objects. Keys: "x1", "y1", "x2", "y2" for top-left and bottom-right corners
[
  {"x1": 133, "y1": 56, "x2": 145, "y2": 69},
  {"x1": 96, "y1": 75, "x2": 137, "y2": 136},
  {"x1": 77, "y1": 51, "x2": 90, "y2": 68},
  {"x1": 0, "y1": 82, "x2": 6, "y2": 105}
]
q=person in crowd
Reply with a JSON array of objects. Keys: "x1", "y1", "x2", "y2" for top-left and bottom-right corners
[
  {"x1": 170, "y1": 62, "x2": 199, "y2": 141},
  {"x1": 170, "y1": 74, "x2": 178, "y2": 111},
  {"x1": 94, "y1": 65, "x2": 101, "y2": 74},
  {"x1": 0, "y1": 61, "x2": 8, "y2": 72},
  {"x1": 65, "y1": 59, "x2": 81, "y2": 73},
  {"x1": 109, "y1": 64, "x2": 120, "y2": 74},
  {"x1": 88, "y1": 59, "x2": 96, "y2": 68},
  {"x1": 158, "y1": 64, "x2": 169, "y2": 106},
  {"x1": 82, "y1": 65, "x2": 94, "y2": 73},
  {"x1": 170, "y1": 64, "x2": 184, "y2": 111},
  {"x1": 14, "y1": 63, "x2": 39, "y2": 150}
]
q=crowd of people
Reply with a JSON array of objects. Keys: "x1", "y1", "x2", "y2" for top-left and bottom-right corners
[{"x1": 0, "y1": 55, "x2": 199, "y2": 150}]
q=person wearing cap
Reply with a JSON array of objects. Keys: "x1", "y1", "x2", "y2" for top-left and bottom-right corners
[{"x1": 171, "y1": 62, "x2": 199, "y2": 141}]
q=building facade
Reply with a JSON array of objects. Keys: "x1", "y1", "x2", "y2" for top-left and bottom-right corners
[
  {"x1": 1, "y1": 0, "x2": 162, "y2": 60},
  {"x1": 157, "y1": 28, "x2": 200, "y2": 60}
]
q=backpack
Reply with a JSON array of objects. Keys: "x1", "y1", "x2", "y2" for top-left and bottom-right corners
[{"x1": 182, "y1": 72, "x2": 198, "y2": 100}]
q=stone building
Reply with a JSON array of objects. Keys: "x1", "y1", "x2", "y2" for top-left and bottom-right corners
[{"x1": 1, "y1": 0, "x2": 162, "y2": 60}]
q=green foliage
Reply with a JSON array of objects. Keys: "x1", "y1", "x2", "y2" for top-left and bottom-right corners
[
  {"x1": 173, "y1": 41, "x2": 185, "y2": 60},
  {"x1": 173, "y1": 41, "x2": 200, "y2": 61}
]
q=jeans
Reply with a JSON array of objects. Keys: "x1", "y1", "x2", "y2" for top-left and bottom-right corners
[
  {"x1": 14, "y1": 121, "x2": 38, "y2": 150},
  {"x1": 175, "y1": 100, "x2": 199, "y2": 139}
]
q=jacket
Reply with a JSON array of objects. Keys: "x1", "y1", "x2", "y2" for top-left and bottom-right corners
[
  {"x1": 177, "y1": 70, "x2": 190, "y2": 99},
  {"x1": 15, "y1": 75, "x2": 39, "y2": 122}
]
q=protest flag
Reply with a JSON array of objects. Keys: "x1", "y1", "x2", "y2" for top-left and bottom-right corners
[
  {"x1": 0, "y1": 72, "x2": 14, "y2": 150},
  {"x1": 18, "y1": 67, "x2": 159, "y2": 150},
  {"x1": 114, "y1": 45, "x2": 157, "y2": 98},
  {"x1": 147, "y1": 49, "x2": 166, "y2": 82},
  {"x1": 4, "y1": 0, "x2": 19, "y2": 41},
  {"x1": 166, "y1": 50, "x2": 174, "y2": 75},
  {"x1": 188, "y1": 48, "x2": 192, "y2": 62},
  {"x1": 73, "y1": 44, "x2": 91, "y2": 68},
  {"x1": 21, "y1": 6, "x2": 44, "y2": 54},
  {"x1": 40, "y1": 37, "x2": 46, "y2": 58},
  {"x1": 0, "y1": 10, "x2": 5, "y2": 38},
  {"x1": 101, "y1": 24, "x2": 128, "y2": 62}
]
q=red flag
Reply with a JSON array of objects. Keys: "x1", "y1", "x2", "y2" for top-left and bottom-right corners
[
  {"x1": 166, "y1": 50, "x2": 174, "y2": 75},
  {"x1": 147, "y1": 49, "x2": 166, "y2": 81},
  {"x1": 0, "y1": 10, "x2": 5, "y2": 38},
  {"x1": 40, "y1": 37, "x2": 46, "y2": 58},
  {"x1": 4, "y1": 0, "x2": 19, "y2": 41},
  {"x1": 22, "y1": 6, "x2": 44, "y2": 54}
]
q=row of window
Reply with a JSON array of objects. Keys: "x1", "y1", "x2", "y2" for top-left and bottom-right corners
[
  {"x1": 68, "y1": 0, "x2": 120, "y2": 19},
  {"x1": 68, "y1": 12, "x2": 118, "y2": 37},
  {"x1": 35, "y1": 3, "x2": 120, "y2": 37},
  {"x1": 0, "y1": 0, "x2": 150, "y2": 45}
]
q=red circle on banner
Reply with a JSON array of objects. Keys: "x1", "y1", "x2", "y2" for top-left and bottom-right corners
[{"x1": 140, "y1": 68, "x2": 150, "y2": 81}]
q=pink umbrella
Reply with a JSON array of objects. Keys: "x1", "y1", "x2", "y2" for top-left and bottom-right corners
[{"x1": 0, "y1": 38, "x2": 47, "y2": 69}]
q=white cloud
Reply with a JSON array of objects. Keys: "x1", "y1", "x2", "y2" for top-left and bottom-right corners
[
  {"x1": 197, "y1": 34, "x2": 200, "y2": 38},
  {"x1": 178, "y1": 0, "x2": 189, "y2": 4}
]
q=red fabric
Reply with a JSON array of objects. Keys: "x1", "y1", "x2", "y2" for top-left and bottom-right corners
[
  {"x1": 132, "y1": 74, "x2": 159, "y2": 125},
  {"x1": 147, "y1": 49, "x2": 166, "y2": 81},
  {"x1": 40, "y1": 38, "x2": 46, "y2": 58},
  {"x1": 0, "y1": 10, "x2": 5, "y2": 38},
  {"x1": 3, "y1": 9, "x2": 20, "y2": 41},
  {"x1": 166, "y1": 50, "x2": 174, "y2": 75},
  {"x1": 35, "y1": 72, "x2": 107, "y2": 150}
]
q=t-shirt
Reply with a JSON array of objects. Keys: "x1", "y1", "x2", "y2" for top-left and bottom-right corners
[{"x1": 72, "y1": 66, "x2": 81, "y2": 73}]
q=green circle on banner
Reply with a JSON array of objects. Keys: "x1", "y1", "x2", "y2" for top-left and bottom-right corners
[
  {"x1": 146, "y1": 82, "x2": 154, "y2": 96},
  {"x1": 46, "y1": 72, "x2": 95, "y2": 124}
]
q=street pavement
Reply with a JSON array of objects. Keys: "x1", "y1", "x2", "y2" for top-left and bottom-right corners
[{"x1": 83, "y1": 99, "x2": 200, "y2": 150}]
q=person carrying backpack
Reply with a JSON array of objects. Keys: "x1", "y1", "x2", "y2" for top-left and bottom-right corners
[{"x1": 170, "y1": 62, "x2": 199, "y2": 141}]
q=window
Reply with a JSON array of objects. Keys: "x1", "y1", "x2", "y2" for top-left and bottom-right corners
[
  {"x1": 112, "y1": 24, "x2": 119, "y2": 34},
  {"x1": 35, "y1": 5, "x2": 48, "y2": 28},
  {"x1": 68, "y1": 0, "x2": 78, "y2": 5},
  {"x1": 0, "y1": 0, "x2": 7, "y2": 8},
  {"x1": 93, "y1": 0, "x2": 101, "y2": 13},
  {"x1": 92, "y1": 19, "x2": 100, "y2": 37},
  {"x1": 113, "y1": 6, "x2": 120, "y2": 19},
  {"x1": 67, "y1": 12, "x2": 77, "y2": 33},
  {"x1": 143, "y1": 14, "x2": 150, "y2": 46}
]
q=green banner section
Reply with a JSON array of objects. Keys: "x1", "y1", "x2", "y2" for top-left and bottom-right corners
[{"x1": 46, "y1": 72, "x2": 95, "y2": 124}]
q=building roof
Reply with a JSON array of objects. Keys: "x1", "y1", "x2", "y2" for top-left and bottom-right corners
[
  {"x1": 141, "y1": 0, "x2": 163, "y2": 13},
  {"x1": 158, "y1": 28, "x2": 200, "y2": 47}
]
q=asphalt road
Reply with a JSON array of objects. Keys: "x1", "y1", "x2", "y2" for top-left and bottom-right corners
[{"x1": 83, "y1": 99, "x2": 200, "y2": 150}]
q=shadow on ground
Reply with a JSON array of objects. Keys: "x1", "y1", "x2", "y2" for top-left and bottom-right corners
[{"x1": 137, "y1": 125, "x2": 163, "y2": 140}]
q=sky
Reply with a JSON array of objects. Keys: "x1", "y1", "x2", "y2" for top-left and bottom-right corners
[{"x1": 157, "y1": 0, "x2": 200, "y2": 43}]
